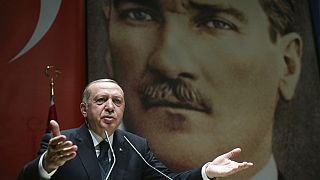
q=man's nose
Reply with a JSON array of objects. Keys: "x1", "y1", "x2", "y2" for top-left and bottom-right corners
[
  {"x1": 147, "y1": 13, "x2": 198, "y2": 80},
  {"x1": 104, "y1": 99, "x2": 114, "y2": 112}
]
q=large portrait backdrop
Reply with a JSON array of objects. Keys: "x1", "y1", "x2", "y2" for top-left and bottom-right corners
[{"x1": 87, "y1": 0, "x2": 320, "y2": 179}]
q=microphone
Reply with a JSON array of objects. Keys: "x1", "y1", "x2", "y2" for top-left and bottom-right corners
[
  {"x1": 104, "y1": 130, "x2": 116, "y2": 180},
  {"x1": 123, "y1": 135, "x2": 173, "y2": 180}
]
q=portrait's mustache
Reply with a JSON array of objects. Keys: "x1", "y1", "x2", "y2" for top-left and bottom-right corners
[{"x1": 139, "y1": 78, "x2": 212, "y2": 113}]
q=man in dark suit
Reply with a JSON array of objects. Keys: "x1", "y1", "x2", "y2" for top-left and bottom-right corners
[{"x1": 18, "y1": 79, "x2": 252, "y2": 180}]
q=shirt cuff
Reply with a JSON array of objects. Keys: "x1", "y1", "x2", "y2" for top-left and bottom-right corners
[
  {"x1": 201, "y1": 163, "x2": 216, "y2": 180},
  {"x1": 38, "y1": 151, "x2": 57, "y2": 179}
]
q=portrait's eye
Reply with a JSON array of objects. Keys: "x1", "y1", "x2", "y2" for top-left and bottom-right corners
[
  {"x1": 197, "y1": 18, "x2": 236, "y2": 31},
  {"x1": 204, "y1": 19, "x2": 232, "y2": 30},
  {"x1": 95, "y1": 98, "x2": 106, "y2": 105},
  {"x1": 121, "y1": 9, "x2": 154, "y2": 22},
  {"x1": 193, "y1": 13, "x2": 241, "y2": 34}
]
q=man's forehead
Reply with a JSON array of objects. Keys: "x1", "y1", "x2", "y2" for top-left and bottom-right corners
[{"x1": 89, "y1": 82, "x2": 123, "y2": 94}]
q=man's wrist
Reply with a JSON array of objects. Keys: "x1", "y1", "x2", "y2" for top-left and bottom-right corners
[
  {"x1": 206, "y1": 163, "x2": 217, "y2": 180},
  {"x1": 39, "y1": 152, "x2": 57, "y2": 179},
  {"x1": 201, "y1": 163, "x2": 217, "y2": 180}
]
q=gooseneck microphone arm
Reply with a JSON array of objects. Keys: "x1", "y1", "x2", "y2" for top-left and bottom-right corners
[
  {"x1": 123, "y1": 135, "x2": 173, "y2": 180},
  {"x1": 104, "y1": 131, "x2": 116, "y2": 180}
]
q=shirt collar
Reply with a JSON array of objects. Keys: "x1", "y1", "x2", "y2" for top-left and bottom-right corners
[{"x1": 88, "y1": 129, "x2": 114, "y2": 147}]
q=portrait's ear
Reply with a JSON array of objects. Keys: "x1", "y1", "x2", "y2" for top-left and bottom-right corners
[
  {"x1": 279, "y1": 32, "x2": 303, "y2": 101},
  {"x1": 80, "y1": 103, "x2": 88, "y2": 118},
  {"x1": 102, "y1": 3, "x2": 114, "y2": 78}
]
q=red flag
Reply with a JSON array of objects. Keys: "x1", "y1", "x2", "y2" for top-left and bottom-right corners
[
  {"x1": 0, "y1": 1, "x2": 85, "y2": 179},
  {"x1": 46, "y1": 95, "x2": 58, "y2": 133},
  {"x1": 45, "y1": 67, "x2": 61, "y2": 133}
]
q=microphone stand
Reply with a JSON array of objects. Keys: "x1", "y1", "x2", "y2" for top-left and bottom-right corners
[
  {"x1": 124, "y1": 136, "x2": 173, "y2": 180},
  {"x1": 104, "y1": 131, "x2": 116, "y2": 180}
]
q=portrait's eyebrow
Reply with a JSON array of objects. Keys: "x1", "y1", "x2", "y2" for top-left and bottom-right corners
[
  {"x1": 113, "y1": 0, "x2": 161, "y2": 10},
  {"x1": 187, "y1": 0, "x2": 248, "y2": 23}
]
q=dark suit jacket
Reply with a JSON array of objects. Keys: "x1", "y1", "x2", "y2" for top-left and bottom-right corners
[{"x1": 18, "y1": 123, "x2": 202, "y2": 180}]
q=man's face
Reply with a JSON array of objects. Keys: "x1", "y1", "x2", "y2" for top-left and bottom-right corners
[
  {"x1": 106, "y1": 0, "x2": 296, "y2": 172},
  {"x1": 81, "y1": 82, "x2": 125, "y2": 137}
]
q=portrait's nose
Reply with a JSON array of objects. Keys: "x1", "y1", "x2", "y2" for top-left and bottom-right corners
[{"x1": 148, "y1": 14, "x2": 198, "y2": 80}]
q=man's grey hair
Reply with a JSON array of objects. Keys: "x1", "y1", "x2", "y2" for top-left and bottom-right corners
[{"x1": 82, "y1": 78, "x2": 119, "y2": 104}]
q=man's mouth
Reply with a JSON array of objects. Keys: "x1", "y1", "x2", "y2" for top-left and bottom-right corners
[{"x1": 101, "y1": 116, "x2": 115, "y2": 120}]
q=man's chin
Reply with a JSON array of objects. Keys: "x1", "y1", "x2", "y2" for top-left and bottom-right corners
[{"x1": 100, "y1": 122, "x2": 117, "y2": 134}]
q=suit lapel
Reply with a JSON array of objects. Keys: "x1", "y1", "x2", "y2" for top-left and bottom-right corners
[
  {"x1": 110, "y1": 130, "x2": 129, "y2": 180},
  {"x1": 74, "y1": 126, "x2": 133, "y2": 180},
  {"x1": 75, "y1": 124, "x2": 102, "y2": 180}
]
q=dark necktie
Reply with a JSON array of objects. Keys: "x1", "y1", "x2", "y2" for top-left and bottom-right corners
[{"x1": 98, "y1": 140, "x2": 110, "y2": 178}]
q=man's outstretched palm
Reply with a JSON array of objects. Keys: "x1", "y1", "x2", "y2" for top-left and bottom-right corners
[{"x1": 205, "y1": 148, "x2": 253, "y2": 178}]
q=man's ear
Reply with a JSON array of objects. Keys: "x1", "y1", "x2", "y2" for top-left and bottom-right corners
[
  {"x1": 279, "y1": 32, "x2": 303, "y2": 101},
  {"x1": 102, "y1": 4, "x2": 114, "y2": 78},
  {"x1": 80, "y1": 103, "x2": 88, "y2": 118}
]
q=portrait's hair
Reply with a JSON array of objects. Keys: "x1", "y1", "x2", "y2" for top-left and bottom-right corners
[
  {"x1": 259, "y1": 0, "x2": 296, "y2": 42},
  {"x1": 82, "y1": 78, "x2": 118, "y2": 104}
]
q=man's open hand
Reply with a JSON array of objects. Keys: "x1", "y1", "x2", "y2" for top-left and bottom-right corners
[
  {"x1": 43, "y1": 120, "x2": 78, "y2": 173},
  {"x1": 205, "y1": 148, "x2": 253, "y2": 178}
]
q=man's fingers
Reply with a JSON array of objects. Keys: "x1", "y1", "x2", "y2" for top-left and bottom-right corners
[
  {"x1": 233, "y1": 162, "x2": 253, "y2": 173},
  {"x1": 49, "y1": 135, "x2": 66, "y2": 148},
  {"x1": 50, "y1": 120, "x2": 61, "y2": 137},
  {"x1": 44, "y1": 143, "x2": 77, "y2": 171},
  {"x1": 242, "y1": 162, "x2": 253, "y2": 168},
  {"x1": 58, "y1": 141, "x2": 74, "y2": 149},
  {"x1": 58, "y1": 151, "x2": 77, "y2": 162},
  {"x1": 60, "y1": 145, "x2": 78, "y2": 156}
]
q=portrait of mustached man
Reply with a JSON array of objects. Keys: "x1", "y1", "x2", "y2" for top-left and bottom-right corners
[{"x1": 87, "y1": 0, "x2": 320, "y2": 179}]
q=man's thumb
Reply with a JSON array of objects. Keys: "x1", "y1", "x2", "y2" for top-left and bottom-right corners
[
  {"x1": 50, "y1": 120, "x2": 61, "y2": 137},
  {"x1": 223, "y1": 148, "x2": 241, "y2": 159}
]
